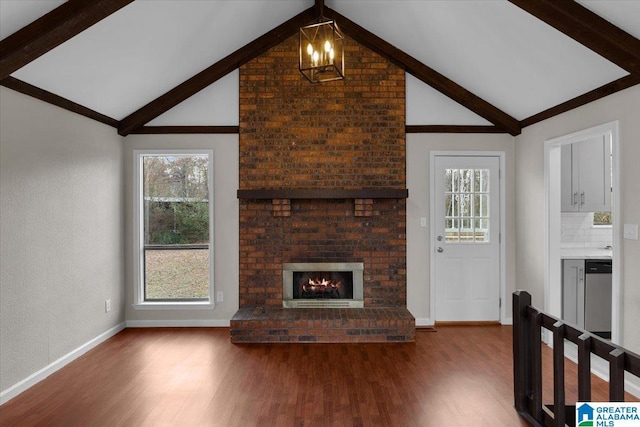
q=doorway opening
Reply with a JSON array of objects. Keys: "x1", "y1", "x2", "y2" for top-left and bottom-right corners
[{"x1": 544, "y1": 121, "x2": 621, "y2": 344}]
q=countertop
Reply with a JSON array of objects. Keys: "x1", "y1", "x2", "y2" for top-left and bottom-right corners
[{"x1": 560, "y1": 248, "x2": 613, "y2": 260}]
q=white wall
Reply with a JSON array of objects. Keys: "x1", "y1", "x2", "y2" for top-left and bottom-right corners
[
  {"x1": 406, "y1": 133, "x2": 516, "y2": 324},
  {"x1": 123, "y1": 135, "x2": 239, "y2": 325},
  {"x1": 0, "y1": 88, "x2": 125, "y2": 392},
  {"x1": 514, "y1": 85, "x2": 640, "y2": 352}
]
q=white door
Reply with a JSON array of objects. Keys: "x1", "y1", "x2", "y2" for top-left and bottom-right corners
[{"x1": 433, "y1": 156, "x2": 501, "y2": 321}]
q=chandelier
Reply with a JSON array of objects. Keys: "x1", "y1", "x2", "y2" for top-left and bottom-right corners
[{"x1": 299, "y1": 18, "x2": 344, "y2": 83}]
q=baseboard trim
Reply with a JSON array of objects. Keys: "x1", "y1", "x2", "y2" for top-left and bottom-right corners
[
  {"x1": 0, "y1": 322, "x2": 126, "y2": 405},
  {"x1": 414, "y1": 318, "x2": 433, "y2": 327},
  {"x1": 623, "y1": 376, "x2": 640, "y2": 399},
  {"x1": 435, "y1": 320, "x2": 501, "y2": 327},
  {"x1": 416, "y1": 318, "x2": 513, "y2": 327},
  {"x1": 126, "y1": 319, "x2": 230, "y2": 328}
]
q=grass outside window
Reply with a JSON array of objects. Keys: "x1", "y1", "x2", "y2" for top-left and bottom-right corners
[{"x1": 144, "y1": 249, "x2": 209, "y2": 300}]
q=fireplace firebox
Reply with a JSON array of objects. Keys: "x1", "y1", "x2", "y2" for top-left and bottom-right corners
[{"x1": 283, "y1": 262, "x2": 364, "y2": 308}]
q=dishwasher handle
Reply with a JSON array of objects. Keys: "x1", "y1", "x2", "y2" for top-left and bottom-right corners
[{"x1": 585, "y1": 260, "x2": 612, "y2": 274}]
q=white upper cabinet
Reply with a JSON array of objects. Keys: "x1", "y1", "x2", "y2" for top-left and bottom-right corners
[{"x1": 561, "y1": 135, "x2": 611, "y2": 212}]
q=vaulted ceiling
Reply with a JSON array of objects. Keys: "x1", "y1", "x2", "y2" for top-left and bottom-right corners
[{"x1": 1, "y1": 0, "x2": 639, "y2": 137}]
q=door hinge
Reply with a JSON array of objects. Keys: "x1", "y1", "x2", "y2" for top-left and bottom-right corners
[
  {"x1": 499, "y1": 168, "x2": 501, "y2": 180},
  {"x1": 499, "y1": 298, "x2": 502, "y2": 308}
]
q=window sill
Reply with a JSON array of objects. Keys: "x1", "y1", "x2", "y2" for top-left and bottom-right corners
[{"x1": 132, "y1": 301, "x2": 213, "y2": 310}]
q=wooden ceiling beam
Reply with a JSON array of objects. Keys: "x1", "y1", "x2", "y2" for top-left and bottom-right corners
[
  {"x1": 1, "y1": 77, "x2": 118, "y2": 127},
  {"x1": 0, "y1": 0, "x2": 134, "y2": 81},
  {"x1": 508, "y1": 0, "x2": 640, "y2": 76},
  {"x1": 406, "y1": 125, "x2": 508, "y2": 134},
  {"x1": 521, "y1": 74, "x2": 640, "y2": 129},
  {"x1": 314, "y1": 0, "x2": 324, "y2": 19},
  {"x1": 323, "y1": 7, "x2": 521, "y2": 136},
  {"x1": 118, "y1": 7, "x2": 316, "y2": 136},
  {"x1": 130, "y1": 126, "x2": 239, "y2": 135}
]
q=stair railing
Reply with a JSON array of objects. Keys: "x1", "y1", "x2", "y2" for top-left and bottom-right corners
[{"x1": 513, "y1": 290, "x2": 640, "y2": 427}]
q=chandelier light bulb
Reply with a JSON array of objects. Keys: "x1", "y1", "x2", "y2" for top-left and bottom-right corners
[
  {"x1": 313, "y1": 51, "x2": 319, "y2": 64},
  {"x1": 324, "y1": 40, "x2": 332, "y2": 52},
  {"x1": 307, "y1": 43, "x2": 313, "y2": 56},
  {"x1": 329, "y1": 48, "x2": 334, "y2": 60}
]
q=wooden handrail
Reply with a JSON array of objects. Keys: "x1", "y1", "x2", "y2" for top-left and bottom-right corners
[{"x1": 513, "y1": 291, "x2": 640, "y2": 427}]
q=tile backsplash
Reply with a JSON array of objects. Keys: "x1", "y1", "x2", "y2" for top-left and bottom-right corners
[{"x1": 561, "y1": 212, "x2": 612, "y2": 248}]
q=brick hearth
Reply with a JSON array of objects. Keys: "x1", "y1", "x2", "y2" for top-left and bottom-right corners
[
  {"x1": 231, "y1": 308, "x2": 415, "y2": 343},
  {"x1": 232, "y1": 33, "x2": 413, "y2": 343}
]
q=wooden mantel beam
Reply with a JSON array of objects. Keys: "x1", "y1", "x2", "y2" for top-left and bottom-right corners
[{"x1": 0, "y1": 0, "x2": 135, "y2": 81}]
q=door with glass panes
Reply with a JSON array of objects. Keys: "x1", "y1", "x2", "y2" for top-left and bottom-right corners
[{"x1": 433, "y1": 156, "x2": 500, "y2": 321}]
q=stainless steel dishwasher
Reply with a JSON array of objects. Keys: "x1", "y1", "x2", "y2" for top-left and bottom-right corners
[{"x1": 584, "y1": 259, "x2": 612, "y2": 338}]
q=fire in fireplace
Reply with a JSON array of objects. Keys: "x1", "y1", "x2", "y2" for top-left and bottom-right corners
[
  {"x1": 294, "y1": 271, "x2": 353, "y2": 300},
  {"x1": 283, "y1": 262, "x2": 364, "y2": 308}
]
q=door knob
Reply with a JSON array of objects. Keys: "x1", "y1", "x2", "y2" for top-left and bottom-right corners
[
  {"x1": 437, "y1": 247, "x2": 444, "y2": 253},
  {"x1": 437, "y1": 235, "x2": 443, "y2": 241}
]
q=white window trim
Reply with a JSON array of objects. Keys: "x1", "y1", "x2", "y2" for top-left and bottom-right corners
[{"x1": 133, "y1": 149, "x2": 215, "y2": 309}]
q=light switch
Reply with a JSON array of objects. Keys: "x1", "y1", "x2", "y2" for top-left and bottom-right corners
[{"x1": 623, "y1": 224, "x2": 639, "y2": 240}]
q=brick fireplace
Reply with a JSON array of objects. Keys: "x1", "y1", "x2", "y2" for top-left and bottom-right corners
[{"x1": 230, "y1": 33, "x2": 414, "y2": 343}]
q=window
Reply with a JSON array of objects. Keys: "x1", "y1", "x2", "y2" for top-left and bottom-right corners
[
  {"x1": 593, "y1": 212, "x2": 612, "y2": 226},
  {"x1": 134, "y1": 151, "x2": 213, "y2": 307},
  {"x1": 444, "y1": 168, "x2": 490, "y2": 243}
]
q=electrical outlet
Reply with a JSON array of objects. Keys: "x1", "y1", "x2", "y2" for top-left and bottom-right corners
[
  {"x1": 105, "y1": 299, "x2": 111, "y2": 313},
  {"x1": 216, "y1": 291, "x2": 224, "y2": 302}
]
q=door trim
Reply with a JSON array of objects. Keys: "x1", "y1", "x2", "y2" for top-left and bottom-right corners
[
  {"x1": 429, "y1": 151, "x2": 508, "y2": 324},
  {"x1": 544, "y1": 121, "x2": 621, "y2": 345}
]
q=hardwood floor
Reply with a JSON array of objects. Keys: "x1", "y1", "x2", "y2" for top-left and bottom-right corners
[{"x1": 0, "y1": 325, "x2": 630, "y2": 426}]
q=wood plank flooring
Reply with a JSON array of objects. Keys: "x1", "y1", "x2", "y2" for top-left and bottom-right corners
[{"x1": 0, "y1": 326, "x2": 632, "y2": 426}]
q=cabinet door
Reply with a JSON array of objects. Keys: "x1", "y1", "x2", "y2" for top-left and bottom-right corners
[
  {"x1": 562, "y1": 259, "x2": 584, "y2": 327},
  {"x1": 577, "y1": 135, "x2": 611, "y2": 212},
  {"x1": 561, "y1": 144, "x2": 577, "y2": 212}
]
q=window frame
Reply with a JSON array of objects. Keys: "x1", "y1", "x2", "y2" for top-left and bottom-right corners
[
  {"x1": 592, "y1": 211, "x2": 612, "y2": 228},
  {"x1": 133, "y1": 149, "x2": 215, "y2": 310},
  {"x1": 443, "y1": 167, "x2": 491, "y2": 244}
]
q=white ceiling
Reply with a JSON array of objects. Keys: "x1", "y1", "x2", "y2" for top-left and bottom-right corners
[{"x1": 1, "y1": 0, "x2": 639, "y2": 127}]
